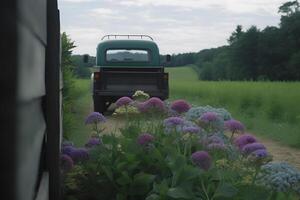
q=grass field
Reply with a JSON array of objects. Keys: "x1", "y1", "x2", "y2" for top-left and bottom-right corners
[
  {"x1": 68, "y1": 66, "x2": 300, "y2": 148},
  {"x1": 166, "y1": 66, "x2": 300, "y2": 148}
]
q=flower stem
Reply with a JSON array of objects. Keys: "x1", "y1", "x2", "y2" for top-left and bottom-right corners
[{"x1": 201, "y1": 180, "x2": 210, "y2": 200}]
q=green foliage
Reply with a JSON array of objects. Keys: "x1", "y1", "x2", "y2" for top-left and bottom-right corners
[
  {"x1": 63, "y1": 105, "x2": 300, "y2": 199},
  {"x1": 71, "y1": 55, "x2": 96, "y2": 78},
  {"x1": 61, "y1": 32, "x2": 76, "y2": 138}
]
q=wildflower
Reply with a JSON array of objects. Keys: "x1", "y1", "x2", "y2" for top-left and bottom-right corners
[
  {"x1": 69, "y1": 148, "x2": 89, "y2": 163},
  {"x1": 115, "y1": 96, "x2": 133, "y2": 108},
  {"x1": 207, "y1": 142, "x2": 226, "y2": 151},
  {"x1": 234, "y1": 134, "x2": 257, "y2": 150},
  {"x1": 62, "y1": 141, "x2": 74, "y2": 147},
  {"x1": 242, "y1": 142, "x2": 266, "y2": 155},
  {"x1": 251, "y1": 149, "x2": 269, "y2": 159},
  {"x1": 199, "y1": 112, "x2": 219, "y2": 123},
  {"x1": 225, "y1": 119, "x2": 245, "y2": 133},
  {"x1": 257, "y1": 162, "x2": 300, "y2": 193},
  {"x1": 137, "y1": 133, "x2": 154, "y2": 146},
  {"x1": 62, "y1": 146, "x2": 76, "y2": 156},
  {"x1": 215, "y1": 159, "x2": 229, "y2": 169},
  {"x1": 60, "y1": 154, "x2": 74, "y2": 172},
  {"x1": 140, "y1": 97, "x2": 165, "y2": 112},
  {"x1": 132, "y1": 90, "x2": 150, "y2": 101},
  {"x1": 85, "y1": 112, "x2": 106, "y2": 124},
  {"x1": 203, "y1": 135, "x2": 226, "y2": 151},
  {"x1": 182, "y1": 126, "x2": 201, "y2": 134},
  {"x1": 206, "y1": 135, "x2": 224, "y2": 144},
  {"x1": 191, "y1": 151, "x2": 212, "y2": 171},
  {"x1": 85, "y1": 137, "x2": 102, "y2": 148},
  {"x1": 164, "y1": 117, "x2": 184, "y2": 127},
  {"x1": 167, "y1": 108, "x2": 180, "y2": 117},
  {"x1": 186, "y1": 106, "x2": 232, "y2": 121},
  {"x1": 170, "y1": 99, "x2": 191, "y2": 114}
]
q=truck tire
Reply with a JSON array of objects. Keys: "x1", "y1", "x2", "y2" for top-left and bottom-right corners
[{"x1": 94, "y1": 96, "x2": 106, "y2": 114}]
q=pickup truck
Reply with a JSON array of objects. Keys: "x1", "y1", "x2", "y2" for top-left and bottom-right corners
[{"x1": 86, "y1": 35, "x2": 170, "y2": 113}]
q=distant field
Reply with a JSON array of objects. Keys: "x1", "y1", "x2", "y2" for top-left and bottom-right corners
[
  {"x1": 166, "y1": 66, "x2": 300, "y2": 148},
  {"x1": 69, "y1": 66, "x2": 300, "y2": 148}
]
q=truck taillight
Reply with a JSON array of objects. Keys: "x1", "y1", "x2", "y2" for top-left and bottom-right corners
[{"x1": 94, "y1": 72, "x2": 101, "y2": 80}]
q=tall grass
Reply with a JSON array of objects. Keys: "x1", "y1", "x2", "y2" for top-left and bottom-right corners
[
  {"x1": 66, "y1": 79, "x2": 92, "y2": 146},
  {"x1": 166, "y1": 66, "x2": 300, "y2": 148}
]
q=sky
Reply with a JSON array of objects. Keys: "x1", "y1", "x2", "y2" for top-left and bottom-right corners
[{"x1": 58, "y1": 0, "x2": 287, "y2": 55}]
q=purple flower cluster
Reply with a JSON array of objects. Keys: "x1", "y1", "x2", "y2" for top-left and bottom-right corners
[
  {"x1": 137, "y1": 133, "x2": 154, "y2": 146},
  {"x1": 251, "y1": 149, "x2": 269, "y2": 159},
  {"x1": 62, "y1": 145, "x2": 89, "y2": 164},
  {"x1": 170, "y1": 100, "x2": 191, "y2": 114},
  {"x1": 85, "y1": 137, "x2": 102, "y2": 148},
  {"x1": 234, "y1": 134, "x2": 257, "y2": 150},
  {"x1": 85, "y1": 112, "x2": 106, "y2": 125},
  {"x1": 242, "y1": 142, "x2": 266, "y2": 155},
  {"x1": 199, "y1": 112, "x2": 219, "y2": 123},
  {"x1": 115, "y1": 96, "x2": 133, "y2": 107},
  {"x1": 60, "y1": 154, "x2": 74, "y2": 172},
  {"x1": 69, "y1": 148, "x2": 89, "y2": 163},
  {"x1": 182, "y1": 126, "x2": 201, "y2": 134},
  {"x1": 191, "y1": 151, "x2": 212, "y2": 171},
  {"x1": 205, "y1": 135, "x2": 226, "y2": 151},
  {"x1": 225, "y1": 119, "x2": 245, "y2": 133},
  {"x1": 164, "y1": 117, "x2": 184, "y2": 128},
  {"x1": 139, "y1": 97, "x2": 165, "y2": 113}
]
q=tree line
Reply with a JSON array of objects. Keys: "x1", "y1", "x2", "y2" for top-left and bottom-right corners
[{"x1": 167, "y1": 1, "x2": 300, "y2": 81}]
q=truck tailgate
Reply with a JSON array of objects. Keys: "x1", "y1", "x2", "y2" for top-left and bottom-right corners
[{"x1": 94, "y1": 69, "x2": 168, "y2": 97}]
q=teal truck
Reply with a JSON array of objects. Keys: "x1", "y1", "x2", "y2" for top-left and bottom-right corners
[{"x1": 85, "y1": 35, "x2": 170, "y2": 113}]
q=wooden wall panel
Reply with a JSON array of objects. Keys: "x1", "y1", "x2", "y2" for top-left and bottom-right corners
[
  {"x1": 1, "y1": 1, "x2": 61, "y2": 199},
  {"x1": 17, "y1": 0, "x2": 47, "y2": 44},
  {"x1": 15, "y1": 99, "x2": 46, "y2": 200},
  {"x1": 17, "y1": 22, "x2": 46, "y2": 101}
]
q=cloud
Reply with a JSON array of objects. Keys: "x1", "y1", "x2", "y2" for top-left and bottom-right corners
[
  {"x1": 59, "y1": 0, "x2": 285, "y2": 55},
  {"x1": 60, "y1": 0, "x2": 95, "y2": 3}
]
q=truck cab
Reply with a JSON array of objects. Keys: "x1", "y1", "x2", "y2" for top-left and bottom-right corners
[{"x1": 92, "y1": 35, "x2": 169, "y2": 113}]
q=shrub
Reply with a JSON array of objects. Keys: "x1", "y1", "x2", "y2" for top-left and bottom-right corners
[{"x1": 62, "y1": 96, "x2": 300, "y2": 200}]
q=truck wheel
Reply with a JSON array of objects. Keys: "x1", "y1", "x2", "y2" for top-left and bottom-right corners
[{"x1": 94, "y1": 96, "x2": 106, "y2": 114}]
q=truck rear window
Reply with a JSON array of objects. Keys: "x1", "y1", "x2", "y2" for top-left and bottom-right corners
[{"x1": 106, "y1": 49, "x2": 150, "y2": 62}]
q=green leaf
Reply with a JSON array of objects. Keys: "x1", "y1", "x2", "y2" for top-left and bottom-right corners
[
  {"x1": 153, "y1": 180, "x2": 169, "y2": 196},
  {"x1": 214, "y1": 183, "x2": 238, "y2": 198},
  {"x1": 146, "y1": 194, "x2": 160, "y2": 200},
  {"x1": 130, "y1": 173, "x2": 155, "y2": 195},
  {"x1": 102, "y1": 166, "x2": 113, "y2": 182},
  {"x1": 116, "y1": 172, "x2": 131, "y2": 186},
  {"x1": 167, "y1": 187, "x2": 192, "y2": 199},
  {"x1": 237, "y1": 185, "x2": 270, "y2": 200}
]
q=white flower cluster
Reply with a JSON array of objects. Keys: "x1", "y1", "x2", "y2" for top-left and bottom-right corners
[
  {"x1": 257, "y1": 162, "x2": 300, "y2": 194},
  {"x1": 132, "y1": 90, "x2": 150, "y2": 101}
]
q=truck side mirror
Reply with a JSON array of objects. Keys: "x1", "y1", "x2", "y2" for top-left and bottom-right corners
[
  {"x1": 166, "y1": 54, "x2": 171, "y2": 62},
  {"x1": 83, "y1": 54, "x2": 89, "y2": 63}
]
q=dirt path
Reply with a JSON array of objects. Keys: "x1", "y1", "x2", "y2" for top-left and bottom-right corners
[
  {"x1": 102, "y1": 113, "x2": 300, "y2": 170},
  {"x1": 255, "y1": 136, "x2": 300, "y2": 170}
]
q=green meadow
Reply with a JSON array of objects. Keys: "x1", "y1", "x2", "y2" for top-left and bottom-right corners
[
  {"x1": 166, "y1": 66, "x2": 300, "y2": 148},
  {"x1": 69, "y1": 66, "x2": 300, "y2": 148}
]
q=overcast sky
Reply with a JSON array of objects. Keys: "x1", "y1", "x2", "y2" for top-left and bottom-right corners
[{"x1": 58, "y1": 0, "x2": 286, "y2": 55}]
